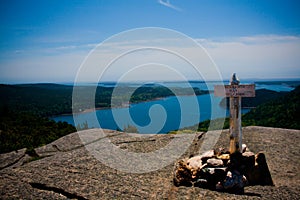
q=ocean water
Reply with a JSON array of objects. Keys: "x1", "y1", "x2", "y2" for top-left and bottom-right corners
[{"x1": 52, "y1": 82, "x2": 294, "y2": 133}]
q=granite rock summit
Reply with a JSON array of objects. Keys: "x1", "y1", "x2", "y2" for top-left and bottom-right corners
[{"x1": 0, "y1": 126, "x2": 299, "y2": 199}]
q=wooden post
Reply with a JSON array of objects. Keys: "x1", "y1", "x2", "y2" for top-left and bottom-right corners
[
  {"x1": 214, "y1": 73, "x2": 255, "y2": 154},
  {"x1": 229, "y1": 74, "x2": 241, "y2": 153}
]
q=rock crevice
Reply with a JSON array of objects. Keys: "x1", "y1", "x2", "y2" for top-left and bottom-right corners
[{"x1": 29, "y1": 182, "x2": 88, "y2": 200}]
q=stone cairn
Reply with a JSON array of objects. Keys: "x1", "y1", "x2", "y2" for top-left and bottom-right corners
[
  {"x1": 173, "y1": 145, "x2": 274, "y2": 194},
  {"x1": 173, "y1": 74, "x2": 274, "y2": 194}
]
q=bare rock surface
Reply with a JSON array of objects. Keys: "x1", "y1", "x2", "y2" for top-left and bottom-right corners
[
  {"x1": 0, "y1": 148, "x2": 30, "y2": 170},
  {"x1": 0, "y1": 126, "x2": 299, "y2": 199}
]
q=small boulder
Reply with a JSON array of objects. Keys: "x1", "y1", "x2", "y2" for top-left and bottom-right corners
[
  {"x1": 245, "y1": 152, "x2": 274, "y2": 186},
  {"x1": 187, "y1": 155, "x2": 202, "y2": 169},
  {"x1": 217, "y1": 153, "x2": 230, "y2": 165},
  {"x1": 206, "y1": 158, "x2": 224, "y2": 167},
  {"x1": 173, "y1": 159, "x2": 192, "y2": 186},
  {"x1": 187, "y1": 156, "x2": 202, "y2": 179},
  {"x1": 222, "y1": 170, "x2": 248, "y2": 194},
  {"x1": 200, "y1": 150, "x2": 215, "y2": 163},
  {"x1": 200, "y1": 149, "x2": 215, "y2": 158},
  {"x1": 242, "y1": 151, "x2": 255, "y2": 170},
  {"x1": 242, "y1": 144, "x2": 248, "y2": 153},
  {"x1": 217, "y1": 154, "x2": 230, "y2": 160},
  {"x1": 196, "y1": 167, "x2": 227, "y2": 189},
  {"x1": 255, "y1": 152, "x2": 274, "y2": 186}
]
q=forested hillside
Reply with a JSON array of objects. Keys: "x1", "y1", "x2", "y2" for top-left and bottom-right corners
[
  {"x1": 193, "y1": 86, "x2": 300, "y2": 131},
  {"x1": 219, "y1": 89, "x2": 288, "y2": 108},
  {"x1": 243, "y1": 85, "x2": 300, "y2": 129},
  {"x1": 0, "y1": 84, "x2": 208, "y2": 117},
  {"x1": 0, "y1": 83, "x2": 207, "y2": 153},
  {"x1": 0, "y1": 111, "x2": 76, "y2": 153},
  {"x1": 0, "y1": 84, "x2": 73, "y2": 117}
]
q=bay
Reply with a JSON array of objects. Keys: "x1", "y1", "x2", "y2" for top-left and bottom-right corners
[
  {"x1": 53, "y1": 94, "x2": 249, "y2": 133},
  {"x1": 52, "y1": 82, "x2": 293, "y2": 133}
]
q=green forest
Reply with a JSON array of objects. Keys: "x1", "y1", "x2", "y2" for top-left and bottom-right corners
[
  {"x1": 0, "y1": 84, "x2": 208, "y2": 116},
  {"x1": 219, "y1": 89, "x2": 288, "y2": 108},
  {"x1": 0, "y1": 83, "x2": 299, "y2": 154},
  {"x1": 194, "y1": 85, "x2": 300, "y2": 131},
  {"x1": 0, "y1": 83, "x2": 208, "y2": 153},
  {"x1": 0, "y1": 111, "x2": 76, "y2": 154},
  {"x1": 242, "y1": 85, "x2": 300, "y2": 129}
]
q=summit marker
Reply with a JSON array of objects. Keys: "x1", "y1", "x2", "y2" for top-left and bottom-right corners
[{"x1": 214, "y1": 73, "x2": 255, "y2": 153}]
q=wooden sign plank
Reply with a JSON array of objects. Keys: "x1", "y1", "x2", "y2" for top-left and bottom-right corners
[{"x1": 214, "y1": 84, "x2": 255, "y2": 97}]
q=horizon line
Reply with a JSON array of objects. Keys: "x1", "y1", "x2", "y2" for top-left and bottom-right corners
[{"x1": 1, "y1": 77, "x2": 300, "y2": 86}]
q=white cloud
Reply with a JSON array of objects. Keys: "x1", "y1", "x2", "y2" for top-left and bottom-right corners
[
  {"x1": 195, "y1": 35, "x2": 300, "y2": 79},
  {"x1": 158, "y1": 0, "x2": 182, "y2": 11},
  {"x1": 55, "y1": 45, "x2": 77, "y2": 50},
  {"x1": 1, "y1": 34, "x2": 299, "y2": 83},
  {"x1": 237, "y1": 35, "x2": 300, "y2": 44},
  {"x1": 54, "y1": 43, "x2": 98, "y2": 51}
]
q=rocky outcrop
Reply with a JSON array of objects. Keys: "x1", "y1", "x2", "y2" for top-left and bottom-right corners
[
  {"x1": 0, "y1": 148, "x2": 28, "y2": 170},
  {"x1": 0, "y1": 126, "x2": 299, "y2": 199}
]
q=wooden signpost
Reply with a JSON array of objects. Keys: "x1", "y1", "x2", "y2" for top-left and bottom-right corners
[{"x1": 214, "y1": 73, "x2": 255, "y2": 153}]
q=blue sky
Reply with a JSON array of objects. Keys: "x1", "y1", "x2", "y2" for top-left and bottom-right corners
[{"x1": 0, "y1": 0, "x2": 300, "y2": 83}]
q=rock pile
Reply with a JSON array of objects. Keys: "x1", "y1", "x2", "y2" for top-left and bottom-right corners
[{"x1": 173, "y1": 144, "x2": 274, "y2": 194}]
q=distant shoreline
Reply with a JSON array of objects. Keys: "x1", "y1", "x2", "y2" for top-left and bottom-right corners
[
  {"x1": 54, "y1": 96, "x2": 172, "y2": 117},
  {"x1": 57, "y1": 94, "x2": 206, "y2": 116}
]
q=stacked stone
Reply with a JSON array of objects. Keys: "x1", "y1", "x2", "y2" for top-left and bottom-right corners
[{"x1": 173, "y1": 144, "x2": 274, "y2": 194}]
